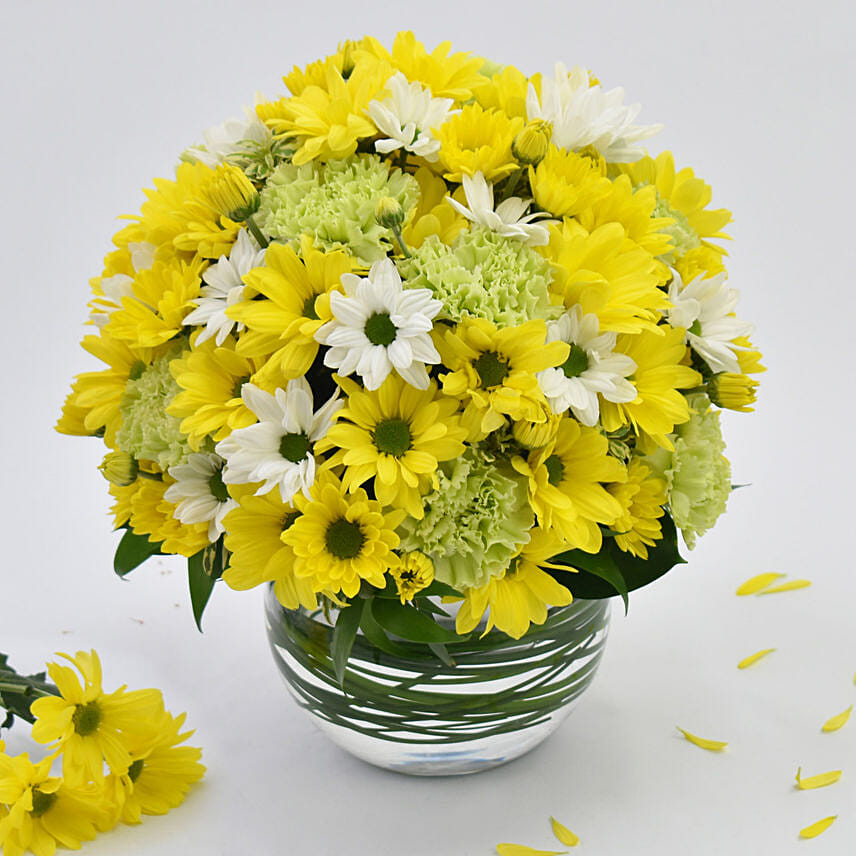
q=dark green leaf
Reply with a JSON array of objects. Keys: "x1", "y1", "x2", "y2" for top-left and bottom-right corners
[
  {"x1": 427, "y1": 642, "x2": 455, "y2": 667},
  {"x1": 331, "y1": 600, "x2": 364, "y2": 686},
  {"x1": 371, "y1": 598, "x2": 461, "y2": 643},
  {"x1": 358, "y1": 605, "x2": 414, "y2": 658},
  {"x1": 188, "y1": 551, "x2": 216, "y2": 632},
  {"x1": 554, "y1": 548, "x2": 629, "y2": 612},
  {"x1": 113, "y1": 528, "x2": 162, "y2": 577},
  {"x1": 420, "y1": 580, "x2": 462, "y2": 599}
]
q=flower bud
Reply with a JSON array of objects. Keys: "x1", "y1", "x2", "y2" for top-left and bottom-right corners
[
  {"x1": 339, "y1": 39, "x2": 359, "y2": 77},
  {"x1": 99, "y1": 451, "x2": 139, "y2": 486},
  {"x1": 375, "y1": 196, "x2": 405, "y2": 230},
  {"x1": 512, "y1": 119, "x2": 552, "y2": 166},
  {"x1": 391, "y1": 551, "x2": 435, "y2": 604},
  {"x1": 512, "y1": 412, "x2": 560, "y2": 449},
  {"x1": 205, "y1": 163, "x2": 260, "y2": 222},
  {"x1": 708, "y1": 372, "x2": 759, "y2": 413}
]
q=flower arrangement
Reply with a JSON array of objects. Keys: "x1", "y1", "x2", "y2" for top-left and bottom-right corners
[{"x1": 58, "y1": 31, "x2": 763, "y2": 660}]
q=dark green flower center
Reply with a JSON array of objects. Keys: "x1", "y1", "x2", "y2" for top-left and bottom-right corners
[
  {"x1": 127, "y1": 759, "x2": 145, "y2": 782},
  {"x1": 325, "y1": 519, "x2": 365, "y2": 560},
  {"x1": 688, "y1": 320, "x2": 702, "y2": 336},
  {"x1": 128, "y1": 360, "x2": 147, "y2": 381},
  {"x1": 372, "y1": 419, "x2": 412, "y2": 457},
  {"x1": 475, "y1": 351, "x2": 510, "y2": 388},
  {"x1": 303, "y1": 295, "x2": 319, "y2": 320},
  {"x1": 30, "y1": 789, "x2": 57, "y2": 818},
  {"x1": 72, "y1": 701, "x2": 101, "y2": 736},
  {"x1": 279, "y1": 432, "x2": 311, "y2": 463},
  {"x1": 364, "y1": 312, "x2": 397, "y2": 346},
  {"x1": 545, "y1": 454, "x2": 565, "y2": 486},
  {"x1": 208, "y1": 468, "x2": 230, "y2": 503},
  {"x1": 560, "y1": 344, "x2": 590, "y2": 379},
  {"x1": 232, "y1": 376, "x2": 250, "y2": 399}
]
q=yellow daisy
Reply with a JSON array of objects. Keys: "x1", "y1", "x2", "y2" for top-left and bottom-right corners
[
  {"x1": 319, "y1": 375, "x2": 467, "y2": 519},
  {"x1": 401, "y1": 166, "x2": 467, "y2": 249},
  {"x1": 607, "y1": 457, "x2": 667, "y2": 559},
  {"x1": 528, "y1": 145, "x2": 612, "y2": 218},
  {"x1": 30, "y1": 650, "x2": 164, "y2": 786},
  {"x1": 221, "y1": 486, "x2": 318, "y2": 610},
  {"x1": 228, "y1": 237, "x2": 355, "y2": 381},
  {"x1": 391, "y1": 551, "x2": 435, "y2": 603},
  {"x1": 542, "y1": 219, "x2": 669, "y2": 335},
  {"x1": 471, "y1": 64, "x2": 530, "y2": 119},
  {"x1": 437, "y1": 318, "x2": 569, "y2": 441},
  {"x1": 436, "y1": 103, "x2": 524, "y2": 182},
  {"x1": 283, "y1": 471, "x2": 405, "y2": 598},
  {"x1": 512, "y1": 417, "x2": 627, "y2": 552},
  {"x1": 599, "y1": 326, "x2": 702, "y2": 451}
]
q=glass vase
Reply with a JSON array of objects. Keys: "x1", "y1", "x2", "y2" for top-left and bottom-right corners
[{"x1": 264, "y1": 585, "x2": 611, "y2": 776}]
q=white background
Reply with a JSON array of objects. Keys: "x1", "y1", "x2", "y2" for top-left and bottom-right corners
[{"x1": 1, "y1": 1, "x2": 855, "y2": 853}]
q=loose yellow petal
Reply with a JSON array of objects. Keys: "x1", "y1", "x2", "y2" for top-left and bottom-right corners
[
  {"x1": 737, "y1": 648, "x2": 776, "y2": 669},
  {"x1": 497, "y1": 846, "x2": 566, "y2": 856},
  {"x1": 795, "y1": 767, "x2": 842, "y2": 789},
  {"x1": 799, "y1": 816, "x2": 837, "y2": 839},
  {"x1": 758, "y1": 579, "x2": 811, "y2": 594},
  {"x1": 676, "y1": 726, "x2": 728, "y2": 752},
  {"x1": 735, "y1": 572, "x2": 783, "y2": 595},
  {"x1": 822, "y1": 705, "x2": 853, "y2": 733},
  {"x1": 550, "y1": 817, "x2": 579, "y2": 847}
]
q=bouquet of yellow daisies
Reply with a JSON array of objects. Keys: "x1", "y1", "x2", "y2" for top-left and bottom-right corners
[{"x1": 58, "y1": 31, "x2": 763, "y2": 652}]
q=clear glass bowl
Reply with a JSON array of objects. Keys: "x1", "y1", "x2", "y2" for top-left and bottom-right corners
[{"x1": 265, "y1": 585, "x2": 611, "y2": 776}]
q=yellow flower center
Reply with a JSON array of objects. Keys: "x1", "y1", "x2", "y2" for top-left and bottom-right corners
[
  {"x1": 560, "y1": 344, "x2": 589, "y2": 379},
  {"x1": 127, "y1": 759, "x2": 145, "y2": 783},
  {"x1": 72, "y1": 701, "x2": 101, "y2": 736},
  {"x1": 29, "y1": 788, "x2": 57, "y2": 818},
  {"x1": 474, "y1": 351, "x2": 510, "y2": 388},
  {"x1": 279, "y1": 433, "x2": 311, "y2": 463},
  {"x1": 544, "y1": 454, "x2": 565, "y2": 486},
  {"x1": 372, "y1": 419, "x2": 412, "y2": 457},
  {"x1": 325, "y1": 518, "x2": 365, "y2": 560},
  {"x1": 364, "y1": 313, "x2": 397, "y2": 346}
]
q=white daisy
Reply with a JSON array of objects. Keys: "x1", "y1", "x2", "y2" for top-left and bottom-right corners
[
  {"x1": 315, "y1": 258, "x2": 442, "y2": 390},
  {"x1": 445, "y1": 171, "x2": 555, "y2": 246},
  {"x1": 184, "y1": 105, "x2": 271, "y2": 168},
  {"x1": 367, "y1": 72, "x2": 456, "y2": 163},
  {"x1": 183, "y1": 229, "x2": 266, "y2": 345},
  {"x1": 164, "y1": 453, "x2": 238, "y2": 543},
  {"x1": 215, "y1": 379, "x2": 341, "y2": 503},
  {"x1": 537, "y1": 307, "x2": 638, "y2": 426},
  {"x1": 526, "y1": 63, "x2": 662, "y2": 162},
  {"x1": 89, "y1": 240, "x2": 157, "y2": 327},
  {"x1": 667, "y1": 269, "x2": 753, "y2": 374}
]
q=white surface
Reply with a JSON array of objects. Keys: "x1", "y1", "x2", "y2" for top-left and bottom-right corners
[{"x1": 1, "y1": 1, "x2": 855, "y2": 853}]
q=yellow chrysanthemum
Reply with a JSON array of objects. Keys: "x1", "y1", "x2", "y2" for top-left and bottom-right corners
[
  {"x1": 674, "y1": 244, "x2": 727, "y2": 280},
  {"x1": 283, "y1": 471, "x2": 405, "y2": 598},
  {"x1": 401, "y1": 166, "x2": 467, "y2": 249},
  {"x1": 437, "y1": 318, "x2": 569, "y2": 441},
  {"x1": 471, "y1": 64, "x2": 530, "y2": 118},
  {"x1": 228, "y1": 237, "x2": 355, "y2": 381},
  {"x1": 436, "y1": 103, "x2": 524, "y2": 182},
  {"x1": 600, "y1": 326, "x2": 702, "y2": 451},
  {"x1": 221, "y1": 487, "x2": 317, "y2": 610},
  {"x1": 280, "y1": 42, "x2": 356, "y2": 96},
  {"x1": 391, "y1": 551, "x2": 435, "y2": 603},
  {"x1": 511, "y1": 418, "x2": 626, "y2": 553},
  {"x1": 260, "y1": 61, "x2": 391, "y2": 165},
  {"x1": 319, "y1": 375, "x2": 467, "y2": 519},
  {"x1": 29, "y1": 651, "x2": 164, "y2": 786},
  {"x1": 455, "y1": 528, "x2": 575, "y2": 639},
  {"x1": 542, "y1": 219, "x2": 669, "y2": 335},
  {"x1": 356, "y1": 31, "x2": 484, "y2": 101},
  {"x1": 734, "y1": 336, "x2": 766, "y2": 376},
  {"x1": 607, "y1": 457, "x2": 667, "y2": 559},
  {"x1": 528, "y1": 145, "x2": 612, "y2": 218}
]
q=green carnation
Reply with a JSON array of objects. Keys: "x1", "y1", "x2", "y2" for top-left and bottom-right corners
[
  {"x1": 649, "y1": 396, "x2": 731, "y2": 549},
  {"x1": 258, "y1": 155, "x2": 418, "y2": 265},
  {"x1": 398, "y1": 448, "x2": 534, "y2": 589},
  {"x1": 654, "y1": 196, "x2": 700, "y2": 265},
  {"x1": 398, "y1": 226, "x2": 557, "y2": 327},
  {"x1": 117, "y1": 349, "x2": 192, "y2": 470}
]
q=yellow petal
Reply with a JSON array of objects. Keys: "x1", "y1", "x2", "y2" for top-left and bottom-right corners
[
  {"x1": 497, "y1": 847, "x2": 566, "y2": 856},
  {"x1": 758, "y1": 579, "x2": 811, "y2": 594},
  {"x1": 795, "y1": 767, "x2": 842, "y2": 790},
  {"x1": 799, "y1": 816, "x2": 837, "y2": 839},
  {"x1": 676, "y1": 726, "x2": 728, "y2": 752},
  {"x1": 735, "y1": 572, "x2": 783, "y2": 595},
  {"x1": 550, "y1": 817, "x2": 579, "y2": 847},
  {"x1": 737, "y1": 648, "x2": 776, "y2": 669},
  {"x1": 822, "y1": 705, "x2": 853, "y2": 733}
]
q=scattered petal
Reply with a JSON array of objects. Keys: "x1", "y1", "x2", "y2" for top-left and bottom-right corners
[
  {"x1": 822, "y1": 705, "x2": 853, "y2": 733},
  {"x1": 757, "y1": 579, "x2": 811, "y2": 594},
  {"x1": 795, "y1": 767, "x2": 842, "y2": 790},
  {"x1": 676, "y1": 726, "x2": 728, "y2": 752},
  {"x1": 735, "y1": 572, "x2": 783, "y2": 595},
  {"x1": 799, "y1": 816, "x2": 837, "y2": 839},
  {"x1": 737, "y1": 648, "x2": 776, "y2": 669},
  {"x1": 497, "y1": 846, "x2": 566, "y2": 856},
  {"x1": 550, "y1": 818, "x2": 579, "y2": 847}
]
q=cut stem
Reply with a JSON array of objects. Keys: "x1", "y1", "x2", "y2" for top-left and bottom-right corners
[{"x1": 245, "y1": 215, "x2": 269, "y2": 249}]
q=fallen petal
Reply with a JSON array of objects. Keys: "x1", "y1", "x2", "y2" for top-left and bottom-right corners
[
  {"x1": 736, "y1": 572, "x2": 783, "y2": 595},
  {"x1": 550, "y1": 817, "x2": 579, "y2": 847},
  {"x1": 822, "y1": 705, "x2": 853, "y2": 733},
  {"x1": 799, "y1": 816, "x2": 837, "y2": 839},
  {"x1": 677, "y1": 726, "x2": 728, "y2": 752},
  {"x1": 795, "y1": 767, "x2": 842, "y2": 789},
  {"x1": 758, "y1": 579, "x2": 811, "y2": 594},
  {"x1": 738, "y1": 648, "x2": 776, "y2": 669},
  {"x1": 497, "y1": 846, "x2": 566, "y2": 856}
]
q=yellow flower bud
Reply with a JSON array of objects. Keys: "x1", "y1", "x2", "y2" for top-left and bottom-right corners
[
  {"x1": 205, "y1": 164, "x2": 260, "y2": 221},
  {"x1": 338, "y1": 39, "x2": 359, "y2": 77},
  {"x1": 98, "y1": 451, "x2": 139, "y2": 486},
  {"x1": 708, "y1": 372, "x2": 759, "y2": 413},
  {"x1": 391, "y1": 551, "x2": 435, "y2": 604},
  {"x1": 512, "y1": 412, "x2": 560, "y2": 449},
  {"x1": 375, "y1": 196, "x2": 405, "y2": 230},
  {"x1": 512, "y1": 119, "x2": 552, "y2": 166}
]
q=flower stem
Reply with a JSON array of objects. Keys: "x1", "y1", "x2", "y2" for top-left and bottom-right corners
[
  {"x1": 245, "y1": 215, "x2": 269, "y2": 249},
  {"x1": 391, "y1": 225, "x2": 412, "y2": 259},
  {"x1": 501, "y1": 168, "x2": 523, "y2": 202}
]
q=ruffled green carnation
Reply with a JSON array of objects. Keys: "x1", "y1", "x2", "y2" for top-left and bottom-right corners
[
  {"x1": 398, "y1": 448, "x2": 534, "y2": 589},
  {"x1": 258, "y1": 155, "x2": 418, "y2": 264},
  {"x1": 398, "y1": 226, "x2": 557, "y2": 327},
  {"x1": 654, "y1": 197, "x2": 700, "y2": 265},
  {"x1": 117, "y1": 349, "x2": 192, "y2": 470},
  {"x1": 649, "y1": 395, "x2": 731, "y2": 549}
]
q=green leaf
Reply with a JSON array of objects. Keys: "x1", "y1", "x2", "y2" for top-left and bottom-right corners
[
  {"x1": 427, "y1": 642, "x2": 455, "y2": 667},
  {"x1": 420, "y1": 580, "x2": 462, "y2": 599},
  {"x1": 358, "y1": 605, "x2": 414, "y2": 658},
  {"x1": 331, "y1": 600, "x2": 364, "y2": 687},
  {"x1": 187, "y1": 551, "x2": 216, "y2": 632},
  {"x1": 371, "y1": 598, "x2": 461, "y2": 644},
  {"x1": 554, "y1": 547, "x2": 629, "y2": 613},
  {"x1": 113, "y1": 528, "x2": 162, "y2": 577}
]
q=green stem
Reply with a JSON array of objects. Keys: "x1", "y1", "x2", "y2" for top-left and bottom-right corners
[
  {"x1": 501, "y1": 168, "x2": 523, "y2": 201},
  {"x1": 245, "y1": 215, "x2": 269, "y2": 249},
  {"x1": 391, "y1": 225, "x2": 412, "y2": 259}
]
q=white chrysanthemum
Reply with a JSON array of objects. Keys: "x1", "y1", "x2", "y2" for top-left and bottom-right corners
[
  {"x1": 315, "y1": 258, "x2": 442, "y2": 390},
  {"x1": 164, "y1": 452, "x2": 238, "y2": 542},
  {"x1": 667, "y1": 269, "x2": 753, "y2": 374},
  {"x1": 215, "y1": 379, "x2": 341, "y2": 502},
  {"x1": 526, "y1": 63, "x2": 661, "y2": 162},
  {"x1": 537, "y1": 307, "x2": 637, "y2": 426},
  {"x1": 184, "y1": 105, "x2": 271, "y2": 167},
  {"x1": 445, "y1": 172, "x2": 555, "y2": 247},
  {"x1": 89, "y1": 241, "x2": 157, "y2": 328},
  {"x1": 183, "y1": 229, "x2": 266, "y2": 345},
  {"x1": 367, "y1": 72, "x2": 455, "y2": 162}
]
